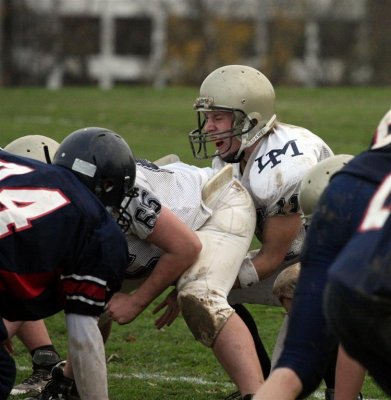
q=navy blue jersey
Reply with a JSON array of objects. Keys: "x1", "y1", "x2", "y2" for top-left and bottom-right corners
[
  {"x1": 275, "y1": 145, "x2": 391, "y2": 396},
  {"x1": 329, "y1": 177, "x2": 391, "y2": 296},
  {"x1": 0, "y1": 151, "x2": 129, "y2": 321}
]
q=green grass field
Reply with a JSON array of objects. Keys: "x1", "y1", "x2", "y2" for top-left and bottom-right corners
[{"x1": 1, "y1": 86, "x2": 390, "y2": 399}]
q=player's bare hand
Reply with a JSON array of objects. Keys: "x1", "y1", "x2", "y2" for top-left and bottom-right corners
[
  {"x1": 153, "y1": 288, "x2": 180, "y2": 329},
  {"x1": 106, "y1": 292, "x2": 144, "y2": 325}
]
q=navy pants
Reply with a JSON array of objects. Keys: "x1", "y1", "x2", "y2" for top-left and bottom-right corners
[
  {"x1": 0, "y1": 318, "x2": 16, "y2": 400},
  {"x1": 325, "y1": 280, "x2": 391, "y2": 396}
]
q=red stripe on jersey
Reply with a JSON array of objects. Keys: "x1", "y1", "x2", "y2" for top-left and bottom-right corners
[
  {"x1": 0, "y1": 269, "x2": 59, "y2": 299},
  {"x1": 62, "y1": 279, "x2": 106, "y2": 301}
]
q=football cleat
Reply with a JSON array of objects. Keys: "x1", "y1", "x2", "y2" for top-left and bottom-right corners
[
  {"x1": 11, "y1": 369, "x2": 51, "y2": 396},
  {"x1": 11, "y1": 349, "x2": 61, "y2": 396},
  {"x1": 24, "y1": 363, "x2": 80, "y2": 400}
]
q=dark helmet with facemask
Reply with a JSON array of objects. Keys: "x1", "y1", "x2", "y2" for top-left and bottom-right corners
[{"x1": 53, "y1": 127, "x2": 137, "y2": 230}]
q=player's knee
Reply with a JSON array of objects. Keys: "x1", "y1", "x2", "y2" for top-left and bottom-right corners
[
  {"x1": 177, "y1": 291, "x2": 234, "y2": 347},
  {"x1": 272, "y1": 263, "x2": 301, "y2": 307}
]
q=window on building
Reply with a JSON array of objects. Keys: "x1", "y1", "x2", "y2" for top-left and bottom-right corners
[
  {"x1": 319, "y1": 21, "x2": 358, "y2": 58},
  {"x1": 62, "y1": 16, "x2": 100, "y2": 55},
  {"x1": 115, "y1": 17, "x2": 152, "y2": 56}
]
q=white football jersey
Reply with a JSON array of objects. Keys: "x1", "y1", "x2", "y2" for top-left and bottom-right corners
[
  {"x1": 123, "y1": 160, "x2": 215, "y2": 278},
  {"x1": 213, "y1": 122, "x2": 333, "y2": 259}
]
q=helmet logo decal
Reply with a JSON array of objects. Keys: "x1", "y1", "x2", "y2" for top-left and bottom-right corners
[
  {"x1": 194, "y1": 96, "x2": 215, "y2": 110},
  {"x1": 71, "y1": 158, "x2": 97, "y2": 178},
  {"x1": 255, "y1": 140, "x2": 303, "y2": 173}
]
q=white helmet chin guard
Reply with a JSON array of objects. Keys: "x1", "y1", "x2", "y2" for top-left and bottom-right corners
[
  {"x1": 299, "y1": 154, "x2": 354, "y2": 221},
  {"x1": 189, "y1": 65, "x2": 276, "y2": 161},
  {"x1": 4, "y1": 134, "x2": 59, "y2": 163}
]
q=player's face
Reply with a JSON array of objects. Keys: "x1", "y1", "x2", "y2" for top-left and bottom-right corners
[{"x1": 204, "y1": 111, "x2": 240, "y2": 157}]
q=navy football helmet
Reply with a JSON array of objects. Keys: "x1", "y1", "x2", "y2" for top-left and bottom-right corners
[{"x1": 53, "y1": 127, "x2": 137, "y2": 227}]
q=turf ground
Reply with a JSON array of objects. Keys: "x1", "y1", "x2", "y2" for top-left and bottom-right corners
[{"x1": 1, "y1": 86, "x2": 390, "y2": 399}]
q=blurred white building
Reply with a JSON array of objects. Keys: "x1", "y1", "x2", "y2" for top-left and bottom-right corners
[{"x1": 0, "y1": 0, "x2": 385, "y2": 88}]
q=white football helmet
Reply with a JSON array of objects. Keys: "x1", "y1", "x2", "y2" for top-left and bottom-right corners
[
  {"x1": 189, "y1": 65, "x2": 276, "y2": 161},
  {"x1": 4, "y1": 134, "x2": 59, "y2": 163},
  {"x1": 299, "y1": 154, "x2": 354, "y2": 221},
  {"x1": 371, "y1": 108, "x2": 391, "y2": 149}
]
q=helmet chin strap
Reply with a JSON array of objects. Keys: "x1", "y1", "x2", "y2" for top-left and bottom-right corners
[{"x1": 234, "y1": 114, "x2": 277, "y2": 160}]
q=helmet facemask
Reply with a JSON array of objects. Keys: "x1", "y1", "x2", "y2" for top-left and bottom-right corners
[
  {"x1": 110, "y1": 185, "x2": 139, "y2": 233},
  {"x1": 85, "y1": 163, "x2": 139, "y2": 234},
  {"x1": 189, "y1": 65, "x2": 277, "y2": 162},
  {"x1": 189, "y1": 98, "x2": 257, "y2": 161},
  {"x1": 189, "y1": 99, "x2": 275, "y2": 162}
]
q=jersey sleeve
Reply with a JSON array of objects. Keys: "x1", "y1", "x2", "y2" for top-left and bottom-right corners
[{"x1": 62, "y1": 210, "x2": 129, "y2": 317}]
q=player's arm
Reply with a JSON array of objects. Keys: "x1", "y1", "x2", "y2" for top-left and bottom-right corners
[
  {"x1": 253, "y1": 368, "x2": 302, "y2": 400},
  {"x1": 107, "y1": 206, "x2": 202, "y2": 324},
  {"x1": 252, "y1": 213, "x2": 302, "y2": 280},
  {"x1": 65, "y1": 314, "x2": 108, "y2": 399}
]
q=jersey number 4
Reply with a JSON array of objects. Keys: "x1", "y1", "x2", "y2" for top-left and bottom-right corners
[
  {"x1": 0, "y1": 160, "x2": 70, "y2": 238},
  {"x1": 359, "y1": 174, "x2": 391, "y2": 232}
]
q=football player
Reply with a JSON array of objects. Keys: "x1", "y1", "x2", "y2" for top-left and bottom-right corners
[
  {"x1": 253, "y1": 109, "x2": 391, "y2": 399},
  {"x1": 3, "y1": 135, "x2": 63, "y2": 397},
  {"x1": 7, "y1": 138, "x2": 184, "y2": 397},
  {"x1": 32, "y1": 133, "x2": 263, "y2": 399},
  {"x1": 324, "y1": 109, "x2": 391, "y2": 397},
  {"x1": 187, "y1": 65, "x2": 335, "y2": 399},
  {"x1": 276, "y1": 155, "x2": 365, "y2": 400},
  {"x1": 0, "y1": 127, "x2": 136, "y2": 399},
  {"x1": 106, "y1": 160, "x2": 262, "y2": 399}
]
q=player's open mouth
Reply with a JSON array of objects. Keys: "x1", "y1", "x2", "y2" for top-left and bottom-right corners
[{"x1": 216, "y1": 140, "x2": 224, "y2": 148}]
